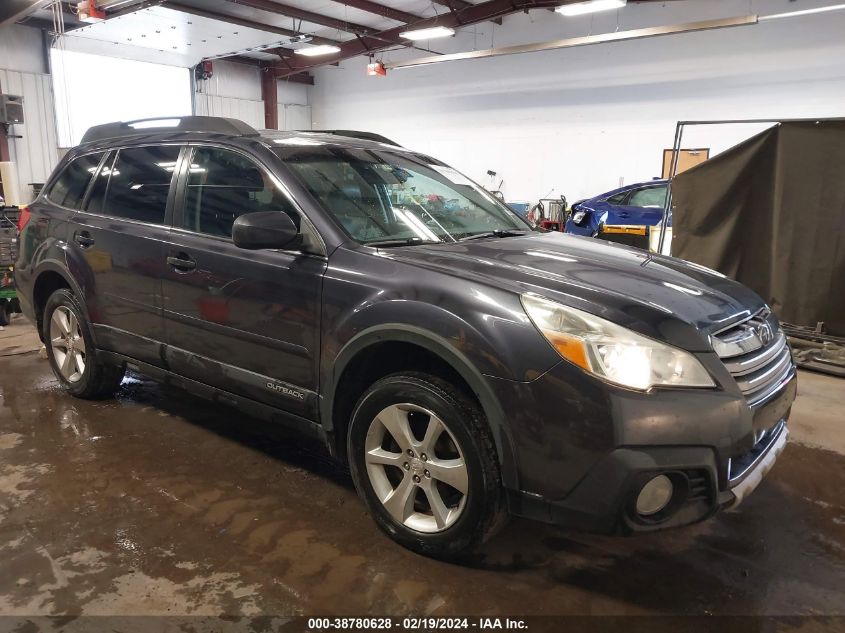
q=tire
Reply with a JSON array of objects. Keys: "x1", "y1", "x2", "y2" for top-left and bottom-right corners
[
  {"x1": 42, "y1": 288, "x2": 125, "y2": 399},
  {"x1": 348, "y1": 372, "x2": 505, "y2": 559}
]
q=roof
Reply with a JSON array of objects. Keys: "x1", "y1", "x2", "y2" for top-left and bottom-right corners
[
  {"x1": 78, "y1": 116, "x2": 404, "y2": 151},
  {"x1": 259, "y1": 130, "x2": 404, "y2": 149}
]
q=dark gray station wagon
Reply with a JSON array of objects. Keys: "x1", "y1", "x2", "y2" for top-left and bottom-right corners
[{"x1": 15, "y1": 116, "x2": 796, "y2": 558}]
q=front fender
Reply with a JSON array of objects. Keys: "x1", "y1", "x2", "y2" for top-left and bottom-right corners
[
  {"x1": 323, "y1": 321, "x2": 521, "y2": 490},
  {"x1": 318, "y1": 248, "x2": 563, "y2": 492}
]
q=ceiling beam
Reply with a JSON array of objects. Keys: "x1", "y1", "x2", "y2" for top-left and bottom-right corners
[
  {"x1": 162, "y1": 1, "x2": 341, "y2": 46},
  {"x1": 228, "y1": 56, "x2": 314, "y2": 85},
  {"x1": 326, "y1": 1, "x2": 421, "y2": 24},
  {"x1": 224, "y1": 0, "x2": 379, "y2": 36},
  {"x1": 273, "y1": 0, "x2": 568, "y2": 79},
  {"x1": 266, "y1": 46, "x2": 295, "y2": 57},
  {"x1": 432, "y1": 0, "x2": 502, "y2": 26}
]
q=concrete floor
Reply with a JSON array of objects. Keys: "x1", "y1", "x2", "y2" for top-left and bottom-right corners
[{"x1": 1, "y1": 317, "x2": 844, "y2": 620}]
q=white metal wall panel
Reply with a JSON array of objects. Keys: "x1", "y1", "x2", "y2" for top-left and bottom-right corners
[
  {"x1": 199, "y1": 61, "x2": 261, "y2": 101},
  {"x1": 0, "y1": 69, "x2": 59, "y2": 202},
  {"x1": 277, "y1": 82, "x2": 309, "y2": 106},
  {"x1": 0, "y1": 24, "x2": 47, "y2": 75},
  {"x1": 195, "y1": 94, "x2": 264, "y2": 130},
  {"x1": 278, "y1": 104, "x2": 312, "y2": 131}
]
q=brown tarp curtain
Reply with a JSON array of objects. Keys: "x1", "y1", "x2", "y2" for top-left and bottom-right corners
[{"x1": 671, "y1": 121, "x2": 845, "y2": 335}]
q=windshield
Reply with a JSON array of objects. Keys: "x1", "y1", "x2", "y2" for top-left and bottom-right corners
[{"x1": 274, "y1": 143, "x2": 529, "y2": 244}]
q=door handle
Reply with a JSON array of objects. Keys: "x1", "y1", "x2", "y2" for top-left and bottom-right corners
[
  {"x1": 74, "y1": 231, "x2": 95, "y2": 248},
  {"x1": 167, "y1": 254, "x2": 196, "y2": 272}
]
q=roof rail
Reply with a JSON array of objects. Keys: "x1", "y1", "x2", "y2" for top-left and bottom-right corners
[
  {"x1": 305, "y1": 130, "x2": 402, "y2": 147},
  {"x1": 81, "y1": 116, "x2": 259, "y2": 144}
]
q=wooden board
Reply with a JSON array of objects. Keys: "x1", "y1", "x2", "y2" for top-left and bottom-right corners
[{"x1": 663, "y1": 148, "x2": 710, "y2": 178}]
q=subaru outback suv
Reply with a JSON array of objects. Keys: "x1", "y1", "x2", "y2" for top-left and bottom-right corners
[{"x1": 15, "y1": 116, "x2": 796, "y2": 558}]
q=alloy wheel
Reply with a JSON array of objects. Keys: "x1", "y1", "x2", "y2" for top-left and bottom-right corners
[
  {"x1": 49, "y1": 306, "x2": 86, "y2": 383},
  {"x1": 364, "y1": 403, "x2": 469, "y2": 533}
]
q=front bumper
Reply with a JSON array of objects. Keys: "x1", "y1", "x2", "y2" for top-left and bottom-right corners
[
  {"x1": 495, "y1": 356, "x2": 797, "y2": 534},
  {"x1": 508, "y1": 415, "x2": 790, "y2": 534},
  {"x1": 721, "y1": 419, "x2": 789, "y2": 510}
]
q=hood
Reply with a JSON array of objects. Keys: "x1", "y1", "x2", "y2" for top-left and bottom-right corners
[{"x1": 384, "y1": 232, "x2": 765, "y2": 351}]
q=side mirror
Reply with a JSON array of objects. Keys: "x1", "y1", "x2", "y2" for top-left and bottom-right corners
[{"x1": 232, "y1": 211, "x2": 300, "y2": 250}]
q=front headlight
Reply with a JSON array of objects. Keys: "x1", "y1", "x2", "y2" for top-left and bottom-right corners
[
  {"x1": 571, "y1": 210, "x2": 586, "y2": 224},
  {"x1": 521, "y1": 294, "x2": 715, "y2": 390}
]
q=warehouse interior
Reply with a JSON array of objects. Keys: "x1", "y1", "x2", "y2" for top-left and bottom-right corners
[{"x1": 0, "y1": 0, "x2": 843, "y2": 628}]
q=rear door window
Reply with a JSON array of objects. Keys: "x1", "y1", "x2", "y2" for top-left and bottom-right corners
[
  {"x1": 46, "y1": 152, "x2": 104, "y2": 209},
  {"x1": 628, "y1": 186, "x2": 668, "y2": 207},
  {"x1": 100, "y1": 145, "x2": 181, "y2": 225}
]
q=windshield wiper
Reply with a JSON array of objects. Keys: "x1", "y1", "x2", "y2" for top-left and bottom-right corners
[
  {"x1": 458, "y1": 229, "x2": 529, "y2": 242},
  {"x1": 365, "y1": 238, "x2": 441, "y2": 248}
]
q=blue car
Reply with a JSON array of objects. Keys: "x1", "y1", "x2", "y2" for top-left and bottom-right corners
[{"x1": 565, "y1": 180, "x2": 669, "y2": 245}]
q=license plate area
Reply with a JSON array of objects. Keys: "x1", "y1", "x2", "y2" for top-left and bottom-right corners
[{"x1": 751, "y1": 372, "x2": 796, "y2": 433}]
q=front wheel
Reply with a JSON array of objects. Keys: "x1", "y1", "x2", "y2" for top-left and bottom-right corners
[{"x1": 348, "y1": 373, "x2": 504, "y2": 559}]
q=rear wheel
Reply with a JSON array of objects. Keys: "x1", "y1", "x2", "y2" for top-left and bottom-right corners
[
  {"x1": 348, "y1": 372, "x2": 504, "y2": 559},
  {"x1": 43, "y1": 289, "x2": 125, "y2": 399}
]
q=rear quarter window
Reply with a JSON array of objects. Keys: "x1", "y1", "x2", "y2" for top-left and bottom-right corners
[
  {"x1": 99, "y1": 145, "x2": 181, "y2": 224},
  {"x1": 45, "y1": 153, "x2": 104, "y2": 209}
]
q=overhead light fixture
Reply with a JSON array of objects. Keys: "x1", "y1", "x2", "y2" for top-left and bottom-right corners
[
  {"x1": 294, "y1": 44, "x2": 341, "y2": 56},
  {"x1": 556, "y1": 0, "x2": 626, "y2": 17},
  {"x1": 399, "y1": 26, "x2": 455, "y2": 41}
]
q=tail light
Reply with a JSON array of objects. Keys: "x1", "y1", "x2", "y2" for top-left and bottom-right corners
[{"x1": 17, "y1": 205, "x2": 31, "y2": 232}]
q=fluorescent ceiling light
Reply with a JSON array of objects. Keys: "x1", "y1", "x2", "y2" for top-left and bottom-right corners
[
  {"x1": 400, "y1": 26, "x2": 455, "y2": 40},
  {"x1": 294, "y1": 44, "x2": 341, "y2": 56},
  {"x1": 759, "y1": 3, "x2": 845, "y2": 21},
  {"x1": 556, "y1": 0, "x2": 626, "y2": 17}
]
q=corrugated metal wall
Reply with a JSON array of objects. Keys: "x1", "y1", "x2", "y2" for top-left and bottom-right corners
[
  {"x1": 0, "y1": 69, "x2": 59, "y2": 202},
  {"x1": 193, "y1": 60, "x2": 313, "y2": 131},
  {"x1": 194, "y1": 59, "x2": 264, "y2": 130},
  {"x1": 278, "y1": 104, "x2": 312, "y2": 131},
  {"x1": 195, "y1": 94, "x2": 265, "y2": 130}
]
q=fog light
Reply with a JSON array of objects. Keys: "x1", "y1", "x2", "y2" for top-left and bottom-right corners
[{"x1": 636, "y1": 475, "x2": 673, "y2": 516}]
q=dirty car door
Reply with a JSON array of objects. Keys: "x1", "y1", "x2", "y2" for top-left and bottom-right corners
[
  {"x1": 160, "y1": 145, "x2": 326, "y2": 420},
  {"x1": 70, "y1": 145, "x2": 180, "y2": 367}
]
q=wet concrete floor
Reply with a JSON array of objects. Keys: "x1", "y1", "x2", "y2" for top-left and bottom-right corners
[{"x1": 1, "y1": 341, "x2": 844, "y2": 619}]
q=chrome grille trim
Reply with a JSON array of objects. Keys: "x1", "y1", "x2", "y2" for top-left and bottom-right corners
[
  {"x1": 714, "y1": 309, "x2": 794, "y2": 405},
  {"x1": 745, "y1": 357, "x2": 795, "y2": 408},
  {"x1": 722, "y1": 332, "x2": 787, "y2": 377},
  {"x1": 734, "y1": 346, "x2": 791, "y2": 394}
]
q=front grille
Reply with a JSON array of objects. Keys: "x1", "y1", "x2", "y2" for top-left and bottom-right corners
[{"x1": 713, "y1": 309, "x2": 794, "y2": 406}]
